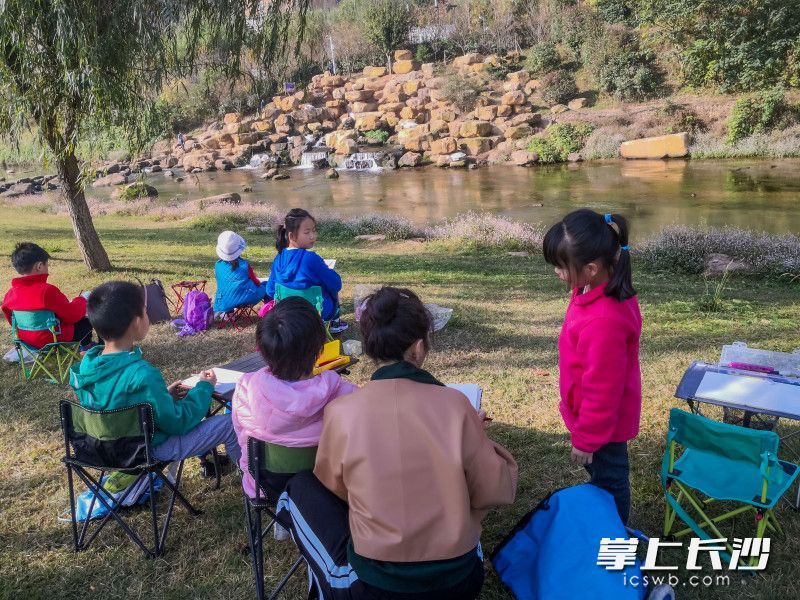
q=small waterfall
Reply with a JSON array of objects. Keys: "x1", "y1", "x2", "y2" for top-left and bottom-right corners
[
  {"x1": 343, "y1": 152, "x2": 383, "y2": 171},
  {"x1": 242, "y1": 153, "x2": 278, "y2": 169},
  {"x1": 299, "y1": 150, "x2": 329, "y2": 169}
]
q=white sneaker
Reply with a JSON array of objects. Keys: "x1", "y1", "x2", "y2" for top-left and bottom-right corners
[{"x1": 273, "y1": 522, "x2": 290, "y2": 541}]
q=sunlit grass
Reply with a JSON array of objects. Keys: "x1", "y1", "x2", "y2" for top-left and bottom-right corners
[{"x1": 1, "y1": 206, "x2": 799, "y2": 599}]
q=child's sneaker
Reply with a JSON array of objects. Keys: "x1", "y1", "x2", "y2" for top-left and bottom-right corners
[{"x1": 329, "y1": 319, "x2": 348, "y2": 334}]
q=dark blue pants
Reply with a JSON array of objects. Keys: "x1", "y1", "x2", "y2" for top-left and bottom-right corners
[{"x1": 585, "y1": 441, "x2": 630, "y2": 525}]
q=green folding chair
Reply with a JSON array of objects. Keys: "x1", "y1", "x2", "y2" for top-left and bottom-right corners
[
  {"x1": 60, "y1": 400, "x2": 201, "y2": 558},
  {"x1": 243, "y1": 437, "x2": 317, "y2": 600},
  {"x1": 11, "y1": 310, "x2": 81, "y2": 384},
  {"x1": 662, "y1": 408, "x2": 800, "y2": 566},
  {"x1": 273, "y1": 284, "x2": 332, "y2": 340}
]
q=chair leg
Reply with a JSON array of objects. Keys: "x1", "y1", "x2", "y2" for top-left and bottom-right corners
[
  {"x1": 70, "y1": 467, "x2": 156, "y2": 557},
  {"x1": 156, "y1": 463, "x2": 202, "y2": 516},
  {"x1": 148, "y1": 471, "x2": 162, "y2": 556},
  {"x1": 244, "y1": 496, "x2": 266, "y2": 600},
  {"x1": 65, "y1": 464, "x2": 80, "y2": 552}
]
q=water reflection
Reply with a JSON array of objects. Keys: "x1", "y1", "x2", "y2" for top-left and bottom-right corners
[{"x1": 69, "y1": 158, "x2": 800, "y2": 238}]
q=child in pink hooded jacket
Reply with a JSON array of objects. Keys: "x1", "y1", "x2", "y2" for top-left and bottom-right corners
[
  {"x1": 543, "y1": 209, "x2": 642, "y2": 525},
  {"x1": 232, "y1": 296, "x2": 356, "y2": 498}
]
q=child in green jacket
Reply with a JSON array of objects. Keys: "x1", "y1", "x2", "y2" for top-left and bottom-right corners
[{"x1": 69, "y1": 281, "x2": 240, "y2": 464}]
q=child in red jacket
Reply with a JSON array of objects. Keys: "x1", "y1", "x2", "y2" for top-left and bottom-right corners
[
  {"x1": 543, "y1": 209, "x2": 642, "y2": 524},
  {"x1": 2, "y1": 242, "x2": 94, "y2": 348}
]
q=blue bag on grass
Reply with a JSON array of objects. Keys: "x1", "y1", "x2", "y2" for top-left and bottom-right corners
[
  {"x1": 64, "y1": 473, "x2": 164, "y2": 523},
  {"x1": 491, "y1": 484, "x2": 646, "y2": 600}
]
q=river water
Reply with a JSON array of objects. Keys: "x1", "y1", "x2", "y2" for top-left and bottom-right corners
[{"x1": 36, "y1": 158, "x2": 800, "y2": 239}]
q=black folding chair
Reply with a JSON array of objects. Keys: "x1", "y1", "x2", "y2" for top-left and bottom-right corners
[
  {"x1": 60, "y1": 400, "x2": 201, "y2": 558},
  {"x1": 243, "y1": 437, "x2": 317, "y2": 599}
]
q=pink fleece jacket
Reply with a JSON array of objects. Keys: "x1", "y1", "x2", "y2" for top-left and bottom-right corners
[
  {"x1": 558, "y1": 282, "x2": 642, "y2": 453},
  {"x1": 231, "y1": 368, "x2": 357, "y2": 497}
]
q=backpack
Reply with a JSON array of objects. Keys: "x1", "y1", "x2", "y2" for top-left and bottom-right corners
[
  {"x1": 172, "y1": 290, "x2": 212, "y2": 336},
  {"x1": 491, "y1": 484, "x2": 647, "y2": 600},
  {"x1": 140, "y1": 279, "x2": 171, "y2": 324}
]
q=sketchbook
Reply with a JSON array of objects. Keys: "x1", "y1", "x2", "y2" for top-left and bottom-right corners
[
  {"x1": 182, "y1": 367, "x2": 244, "y2": 395},
  {"x1": 446, "y1": 384, "x2": 482, "y2": 411}
]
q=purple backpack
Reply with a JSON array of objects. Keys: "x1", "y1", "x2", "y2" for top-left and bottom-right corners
[{"x1": 172, "y1": 290, "x2": 212, "y2": 336}]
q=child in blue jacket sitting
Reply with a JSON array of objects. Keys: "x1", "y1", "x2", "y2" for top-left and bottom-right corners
[
  {"x1": 265, "y1": 208, "x2": 347, "y2": 333},
  {"x1": 214, "y1": 231, "x2": 268, "y2": 313}
]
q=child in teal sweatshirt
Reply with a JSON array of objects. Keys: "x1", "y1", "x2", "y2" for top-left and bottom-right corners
[{"x1": 69, "y1": 281, "x2": 240, "y2": 464}]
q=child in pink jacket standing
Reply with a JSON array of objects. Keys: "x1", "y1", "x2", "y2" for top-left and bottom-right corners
[
  {"x1": 543, "y1": 209, "x2": 642, "y2": 524},
  {"x1": 231, "y1": 296, "x2": 356, "y2": 500}
]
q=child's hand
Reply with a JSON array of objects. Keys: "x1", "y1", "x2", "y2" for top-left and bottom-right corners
[
  {"x1": 570, "y1": 446, "x2": 593, "y2": 465},
  {"x1": 167, "y1": 380, "x2": 185, "y2": 399},
  {"x1": 199, "y1": 369, "x2": 217, "y2": 386}
]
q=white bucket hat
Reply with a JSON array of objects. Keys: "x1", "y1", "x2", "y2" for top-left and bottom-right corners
[{"x1": 216, "y1": 230, "x2": 246, "y2": 261}]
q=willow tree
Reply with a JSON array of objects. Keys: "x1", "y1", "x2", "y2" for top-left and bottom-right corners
[{"x1": 0, "y1": 0, "x2": 308, "y2": 270}]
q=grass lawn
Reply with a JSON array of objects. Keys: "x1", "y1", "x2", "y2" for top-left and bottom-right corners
[{"x1": 1, "y1": 205, "x2": 799, "y2": 600}]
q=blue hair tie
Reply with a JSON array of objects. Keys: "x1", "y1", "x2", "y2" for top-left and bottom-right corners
[
  {"x1": 621, "y1": 245, "x2": 630, "y2": 252},
  {"x1": 604, "y1": 213, "x2": 613, "y2": 224}
]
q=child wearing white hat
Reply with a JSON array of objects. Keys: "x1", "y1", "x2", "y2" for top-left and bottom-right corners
[{"x1": 213, "y1": 231, "x2": 268, "y2": 313}]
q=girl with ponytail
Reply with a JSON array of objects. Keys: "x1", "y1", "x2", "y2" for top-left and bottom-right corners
[
  {"x1": 542, "y1": 209, "x2": 642, "y2": 524},
  {"x1": 265, "y1": 208, "x2": 347, "y2": 332}
]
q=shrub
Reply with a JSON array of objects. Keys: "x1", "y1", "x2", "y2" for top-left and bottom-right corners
[
  {"x1": 537, "y1": 69, "x2": 578, "y2": 105},
  {"x1": 527, "y1": 122, "x2": 594, "y2": 163},
  {"x1": 441, "y1": 72, "x2": 486, "y2": 113},
  {"x1": 428, "y1": 212, "x2": 543, "y2": 252},
  {"x1": 595, "y1": 0, "x2": 636, "y2": 25},
  {"x1": 118, "y1": 182, "x2": 157, "y2": 201},
  {"x1": 364, "y1": 129, "x2": 390, "y2": 144},
  {"x1": 551, "y1": 2, "x2": 603, "y2": 60},
  {"x1": 317, "y1": 213, "x2": 423, "y2": 241},
  {"x1": 189, "y1": 213, "x2": 251, "y2": 231},
  {"x1": 583, "y1": 25, "x2": 663, "y2": 101},
  {"x1": 726, "y1": 89, "x2": 791, "y2": 145},
  {"x1": 662, "y1": 101, "x2": 706, "y2": 134},
  {"x1": 525, "y1": 42, "x2": 560, "y2": 76},
  {"x1": 637, "y1": 225, "x2": 800, "y2": 278},
  {"x1": 414, "y1": 43, "x2": 433, "y2": 64},
  {"x1": 642, "y1": 0, "x2": 800, "y2": 92}
]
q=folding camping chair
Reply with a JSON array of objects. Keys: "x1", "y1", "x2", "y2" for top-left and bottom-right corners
[
  {"x1": 171, "y1": 280, "x2": 207, "y2": 315},
  {"x1": 60, "y1": 400, "x2": 201, "y2": 558},
  {"x1": 243, "y1": 437, "x2": 317, "y2": 600},
  {"x1": 218, "y1": 303, "x2": 261, "y2": 331},
  {"x1": 662, "y1": 408, "x2": 800, "y2": 567},
  {"x1": 11, "y1": 310, "x2": 81, "y2": 383},
  {"x1": 274, "y1": 284, "x2": 333, "y2": 341}
]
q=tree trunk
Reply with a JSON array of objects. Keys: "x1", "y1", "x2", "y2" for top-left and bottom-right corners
[{"x1": 56, "y1": 151, "x2": 112, "y2": 271}]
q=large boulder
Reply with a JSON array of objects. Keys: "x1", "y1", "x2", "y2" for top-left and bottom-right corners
[
  {"x1": 568, "y1": 97, "x2": 588, "y2": 110},
  {"x1": 511, "y1": 150, "x2": 538, "y2": 166},
  {"x1": 93, "y1": 173, "x2": 128, "y2": 187},
  {"x1": 223, "y1": 112, "x2": 241, "y2": 124},
  {"x1": 363, "y1": 66, "x2": 388, "y2": 78},
  {"x1": 459, "y1": 121, "x2": 493, "y2": 138},
  {"x1": 199, "y1": 192, "x2": 242, "y2": 205},
  {"x1": 504, "y1": 125, "x2": 534, "y2": 140},
  {"x1": 452, "y1": 53, "x2": 484, "y2": 68},
  {"x1": 1, "y1": 182, "x2": 36, "y2": 197},
  {"x1": 475, "y1": 105, "x2": 499, "y2": 121},
  {"x1": 398, "y1": 151, "x2": 423, "y2": 167},
  {"x1": 459, "y1": 137, "x2": 494, "y2": 156},
  {"x1": 430, "y1": 137, "x2": 458, "y2": 155},
  {"x1": 392, "y1": 60, "x2": 418, "y2": 75},
  {"x1": 620, "y1": 133, "x2": 690, "y2": 159},
  {"x1": 501, "y1": 90, "x2": 526, "y2": 106},
  {"x1": 394, "y1": 49, "x2": 413, "y2": 61}
]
